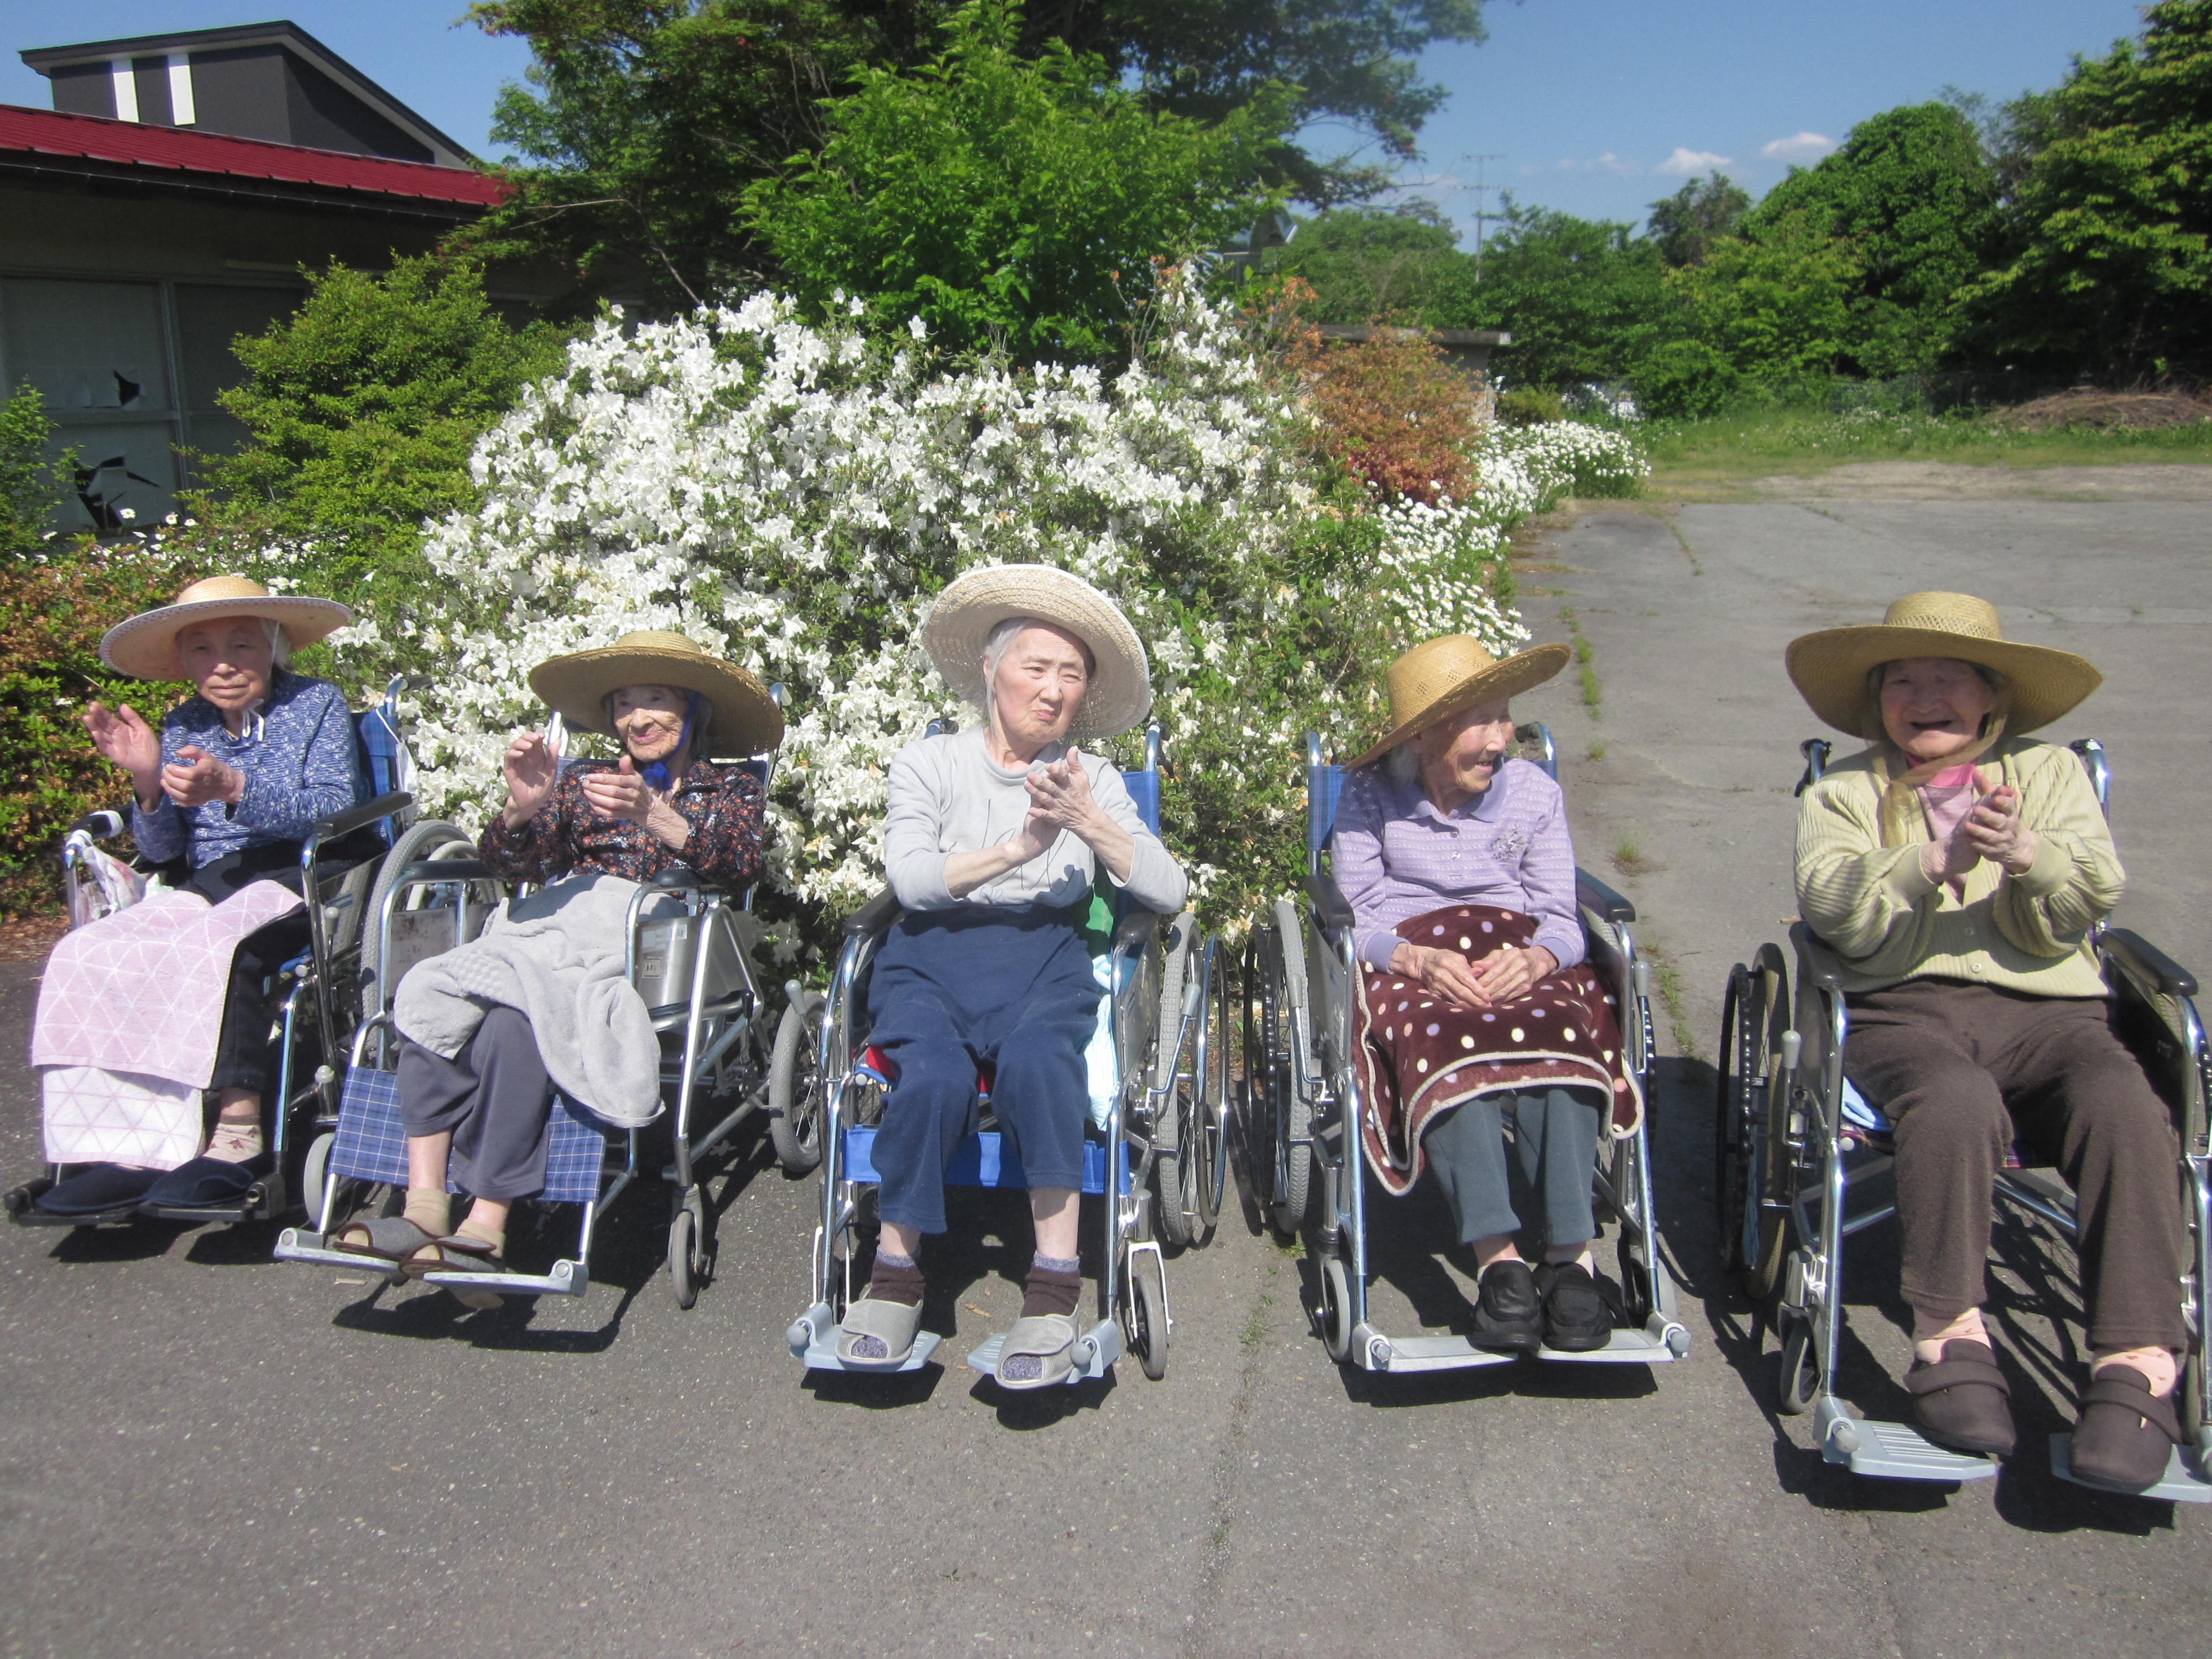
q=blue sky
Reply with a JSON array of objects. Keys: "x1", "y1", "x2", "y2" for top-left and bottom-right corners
[{"x1": 0, "y1": 0, "x2": 2159, "y2": 243}]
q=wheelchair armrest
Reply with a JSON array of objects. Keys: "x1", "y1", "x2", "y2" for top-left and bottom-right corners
[
  {"x1": 1790, "y1": 922, "x2": 1846, "y2": 992},
  {"x1": 68, "y1": 809, "x2": 128, "y2": 840},
  {"x1": 843, "y1": 887, "x2": 903, "y2": 938},
  {"x1": 1112, "y1": 907, "x2": 1163, "y2": 953},
  {"x1": 1575, "y1": 868, "x2": 1635, "y2": 925},
  {"x1": 312, "y1": 791, "x2": 413, "y2": 843},
  {"x1": 1305, "y1": 870, "x2": 1354, "y2": 935},
  {"x1": 649, "y1": 864, "x2": 700, "y2": 888},
  {"x1": 2104, "y1": 928, "x2": 2198, "y2": 999},
  {"x1": 399, "y1": 858, "x2": 494, "y2": 885}
]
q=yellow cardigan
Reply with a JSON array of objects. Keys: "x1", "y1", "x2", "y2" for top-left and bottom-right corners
[{"x1": 1793, "y1": 737, "x2": 2122, "y2": 998}]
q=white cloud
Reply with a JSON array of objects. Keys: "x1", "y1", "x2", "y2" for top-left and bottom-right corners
[
  {"x1": 1656, "y1": 147, "x2": 1731, "y2": 176},
  {"x1": 1557, "y1": 152, "x2": 1642, "y2": 176},
  {"x1": 1762, "y1": 131, "x2": 1837, "y2": 163}
]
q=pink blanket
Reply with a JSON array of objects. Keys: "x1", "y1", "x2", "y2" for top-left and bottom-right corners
[{"x1": 33, "y1": 881, "x2": 304, "y2": 1086}]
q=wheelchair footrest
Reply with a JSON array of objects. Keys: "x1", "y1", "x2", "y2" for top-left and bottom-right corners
[
  {"x1": 273, "y1": 1229, "x2": 406, "y2": 1280},
  {"x1": 787, "y1": 1302, "x2": 945, "y2": 1373},
  {"x1": 1536, "y1": 1314, "x2": 1693, "y2": 1364},
  {"x1": 2050, "y1": 1436, "x2": 2212, "y2": 1504},
  {"x1": 139, "y1": 1199, "x2": 262, "y2": 1225},
  {"x1": 1356, "y1": 1330, "x2": 1521, "y2": 1374},
  {"x1": 1816, "y1": 1396, "x2": 1997, "y2": 1481},
  {"x1": 418, "y1": 1259, "x2": 588, "y2": 1298},
  {"x1": 10, "y1": 1203, "x2": 140, "y2": 1229},
  {"x1": 968, "y1": 1318, "x2": 1120, "y2": 1385}
]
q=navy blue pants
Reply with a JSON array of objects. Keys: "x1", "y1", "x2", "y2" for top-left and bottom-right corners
[{"x1": 864, "y1": 905, "x2": 1098, "y2": 1235}]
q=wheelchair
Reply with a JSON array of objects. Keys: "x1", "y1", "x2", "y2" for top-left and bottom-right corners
[
  {"x1": 784, "y1": 719, "x2": 1224, "y2": 1384},
  {"x1": 1249, "y1": 724, "x2": 1691, "y2": 1375},
  {"x1": 1717, "y1": 737, "x2": 2212, "y2": 1499},
  {"x1": 275, "y1": 693, "x2": 800, "y2": 1308},
  {"x1": 8, "y1": 677, "x2": 429, "y2": 1231}
]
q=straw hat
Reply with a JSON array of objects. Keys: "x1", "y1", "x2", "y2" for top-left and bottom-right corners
[
  {"x1": 921, "y1": 564, "x2": 1152, "y2": 742},
  {"x1": 98, "y1": 575, "x2": 352, "y2": 680},
  {"x1": 1347, "y1": 634, "x2": 1571, "y2": 769},
  {"x1": 1785, "y1": 592, "x2": 2101, "y2": 737},
  {"x1": 529, "y1": 631, "x2": 784, "y2": 757}
]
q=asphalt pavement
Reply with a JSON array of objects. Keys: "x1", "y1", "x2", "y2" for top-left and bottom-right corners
[{"x1": 4, "y1": 482, "x2": 2209, "y2": 1658}]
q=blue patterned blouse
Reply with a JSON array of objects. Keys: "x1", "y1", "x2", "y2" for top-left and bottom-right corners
[{"x1": 129, "y1": 668, "x2": 365, "y2": 869}]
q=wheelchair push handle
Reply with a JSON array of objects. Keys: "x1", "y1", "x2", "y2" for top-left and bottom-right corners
[{"x1": 67, "y1": 809, "x2": 128, "y2": 840}]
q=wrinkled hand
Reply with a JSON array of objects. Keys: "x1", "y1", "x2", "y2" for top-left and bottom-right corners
[
  {"x1": 1919, "y1": 817, "x2": 1983, "y2": 886},
  {"x1": 1390, "y1": 942, "x2": 1492, "y2": 1011},
  {"x1": 581, "y1": 754, "x2": 654, "y2": 825},
  {"x1": 1023, "y1": 752, "x2": 1102, "y2": 836},
  {"x1": 161, "y1": 745, "x2": 243, "y2": 808},
  {"x1": 1960, "y1": 783, "x2": 2038, "y2": 876},
  {"x1": 502, "y1": 729, "x2": 559, "y2": 823},
  {"x1": 83, "y1": 701, "x2": 161, "y2": 789},
  {"x1": 1470, "y1": 943, "x2": 1558, "y2": 1006}
]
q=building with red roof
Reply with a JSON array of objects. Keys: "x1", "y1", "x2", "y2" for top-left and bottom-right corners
[{"x1": 1, "y1": 20, "x2": 545, "y2": 532}]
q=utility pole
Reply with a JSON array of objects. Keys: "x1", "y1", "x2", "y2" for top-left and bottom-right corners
[{"x1": 1465, "y1": 154, "x2": 1504, "y2": 279}]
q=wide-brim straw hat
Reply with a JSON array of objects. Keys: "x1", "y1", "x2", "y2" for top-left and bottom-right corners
[
  {"x1": 98, "y1": 575, "x2": 352, "y2": 680},
  {"x1": 529, "y1": 631, "x2": 784, "y2": 757},
  {"x1": 921, "y1": 564, "x2": 1152, "y2": 742},
  {"x1": 1347, "y1": 633, "x2": 1571, "y2": 769},
  {"x1": 1785, "y1": 591, "x2": 2101, "y2": 737}
]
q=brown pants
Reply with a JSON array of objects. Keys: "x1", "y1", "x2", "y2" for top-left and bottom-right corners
[{"x1": 1845, "y1": 977, "x2": 2184, "y2": 1352}]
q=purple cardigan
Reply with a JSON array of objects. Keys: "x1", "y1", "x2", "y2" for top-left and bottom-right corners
[{"x1": 1332, "y1": 758, "x2": 1585, "y2": 972}]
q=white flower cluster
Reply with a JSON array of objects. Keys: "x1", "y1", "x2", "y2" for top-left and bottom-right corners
[{"x1": 322, "y1": 276, "x2": 1635, "y2": 945}]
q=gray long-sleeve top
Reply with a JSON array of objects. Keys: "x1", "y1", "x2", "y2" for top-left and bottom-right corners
[{"x1": 883, "y1": 727, "x2": 1188, "y2": 915}]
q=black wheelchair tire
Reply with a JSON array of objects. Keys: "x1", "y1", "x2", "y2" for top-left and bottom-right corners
[{"x1": 769, "y1": 992, "x2": 828, "y2": 1175}]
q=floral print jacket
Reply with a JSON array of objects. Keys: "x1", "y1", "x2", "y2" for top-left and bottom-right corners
[{"x1": 478, "y1": 760, "x2": 765, "y2": 893}]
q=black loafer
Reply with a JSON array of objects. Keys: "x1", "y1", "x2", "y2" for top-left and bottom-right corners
[
  {"x1": 139, "y1": 1152, "x2": 272, "y2": 1209},
  {"x1": 1468, "y1": 1259, "x2": 1542, "y2": 1351},
  {"x1": 1535, "y1": 1260, "x2": 1613, "y2": 1352},
  {"x1": 34, "y1": 1164, "x2": 161, "y2": 1216},
  {"x1": 1903, "y1": 1339, "x2": 2015, "y2": 1458}
]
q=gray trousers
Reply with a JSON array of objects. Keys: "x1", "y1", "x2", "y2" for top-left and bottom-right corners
[
  {"x1": 1425, "y1": 1087, "x2": 1606, "y2": 1248},
  {"x1": 397, "y1": 1007, "x2": 556, "y2": 1202}
]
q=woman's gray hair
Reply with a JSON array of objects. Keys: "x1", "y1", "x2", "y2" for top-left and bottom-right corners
[
  {"x1": 1384, "y1": 742, "x2": 1421, "y2": 783},
  {"x1": 979, "y1": 615, "x2": 1094, "y2": 724}
]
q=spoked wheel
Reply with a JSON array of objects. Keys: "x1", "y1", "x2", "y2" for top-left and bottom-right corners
[
  {"x1": 1129, "y1": 1253, "x2": 1170, "y2": 1380},
  {"x1": 668, "y1": 1187, "x2": 709, "y2": 1310},
  {"x1": 1777, "y1": 1314, "x2": 1819, "y2": 1415},
  {"x1": 1195, "y1": 937, "x2": 1230, "y2": 1232},
  {"x1": 769, "y1": 991, "x2": 828, "y2": 1175},
  {"x1": 1316, "y1": 1252, "x2": 1355, "y2": 1363},
  {"x1": 1155, "y1": 928, "x2": 1226, "y2": 1250},
  {"x1": 1717, "y1": 946, "x2": 1792, "y2": 1300},
  {"x1": 1247, "y1": 901, "x2": 1316, "y2": 1239}
]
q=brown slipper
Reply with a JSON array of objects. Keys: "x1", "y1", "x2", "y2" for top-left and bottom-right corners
[
  {"x1": 2070, "y1": 1366, "x2": 2184, "y2": 1489},
  {"x1": 1904, "y1": 1339, "x2": 2015, "y2": 1457}
]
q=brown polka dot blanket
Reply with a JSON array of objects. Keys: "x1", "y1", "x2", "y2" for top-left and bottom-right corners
[{"x1": 1355, "y1": 904, "x2": 1644, "y2": 1196}]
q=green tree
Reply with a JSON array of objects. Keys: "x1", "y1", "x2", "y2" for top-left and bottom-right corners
[
  {"x1": 1747, "y1": 102, "x2": 1999, "y2": 376},
  {"x1": 1646, "y1": 171, "x2": 1750, "y2": 267},
  {"x1": 1257, "y1": 201, "x2": 1468, "y2": 323},
  {"x1": 463, "y1": 0, "x2": 1488, "y2": 314},
  {"x1": 1961, "y1": 0, "x2": 2212, "y2": 383},
  {"x1": 0, "y1": 388, "x2": 71, "y2": 558},
  {"x1": 1639, "y1": 212, "x2": 1857, "y2": 414},
  {"x1": 1449, "y1": 203, "x2": 1672, "y2": 390},
  {"x1": 742, "y1": 2, "x2": 1291, "y2": 361},
  {"x1": 194, "y1": 257, "x2": 570, "y2": 637}
]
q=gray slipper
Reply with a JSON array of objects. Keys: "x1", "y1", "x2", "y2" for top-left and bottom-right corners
[
  {"x1": 836, "y1": 1295, "x2": 924, "y2": 1369},
  {"x1": 995, "y1": 1313, "x2": 1079, "y2": 1389},
  {"x1": 328, "y1": 1215, "x2": 438, "y2": 1271}
]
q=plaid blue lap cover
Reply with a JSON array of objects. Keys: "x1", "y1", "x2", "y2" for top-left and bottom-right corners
[{"x1": 330, "y1": 1064, "x2": 615, "y2": 1204}]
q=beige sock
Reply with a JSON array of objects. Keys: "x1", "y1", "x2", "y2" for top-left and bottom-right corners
[
  {"x1": 402, "y1": 1187, "x2": 451, "y2": 1239},
  {"x1": 455, "y1": 1216, "x2": 505, "y2": 1255},
  {"x1": 204, "y1": 1117, "x2": 264, "y2": 1164},
  {"x1": 1545, "y1": 1246, "x2": 1597, "y2": 1272},
  {"x1": 2093, "y1": 1344, "x2": 2179, "y2": 1397},
  {"x1": 1913, "y1": 1307, "x2": 1989, "y2": 1366}
]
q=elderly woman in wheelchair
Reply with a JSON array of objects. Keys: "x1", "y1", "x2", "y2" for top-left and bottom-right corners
[
  {"x1": 32, "y1": 576, "x2": 369, "y2": 1219},
  {"x1": 327, "y1": 631, "x2": 777, "y2": 1295},
  {"x1": 1789, "y1": 592, "x2": 2185, "y2": 1486},
  {"x1": 1335, "y1": 634, "x2": 1644, "y2": 1354},
  {"x1": 832, "y1": 565, "x2": 1187, "y2": 1387}
]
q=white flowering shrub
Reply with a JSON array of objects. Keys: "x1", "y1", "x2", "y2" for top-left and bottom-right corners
[{"x1": 307, "y1": 276, "x2": 1637, "y2": 957}]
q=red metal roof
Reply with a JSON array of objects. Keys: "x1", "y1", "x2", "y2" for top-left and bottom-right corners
[{"x1": 0, "y1": 102, "x2": 508, "y2": 208}]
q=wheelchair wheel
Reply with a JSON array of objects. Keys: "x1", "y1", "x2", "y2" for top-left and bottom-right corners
[
  {"x1": 1249, "y1": 907, "x2": 1315, "y2": 1238},
  {"x1": 1155, "y1": 925, "x2": 1223, "y2": 1250},
  {"x1": 769, "y1": 991, "x2": 828, "y2": 1175},
  {"x1": 1776, "y1": 1314, "x2": 1819, "y2": 1415},
  {"x1": 1317, "y1": 1252, "x2": 1354, "y2": 1363},
  {"x1": 1196, "y1": 940, "x2": 1230, "y2": 1231},
  {"x1": 300, "y1": 1131, "x2": 335, "y2": 1230},
  {"x1": 1717, "y1": 948, "x2": 1792, "y2": 1300},
  {"x1": 1129, "y1": 1250, "x2": 1169, "y2": 1380},
  {"x1": 668, "y1": 1188, "x2": 708, "y2": 1310}
]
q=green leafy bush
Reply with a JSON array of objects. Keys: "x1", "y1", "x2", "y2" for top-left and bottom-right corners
[{"x1": 1496, "y1": 387, "x2": 1566, "y2": 426}]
